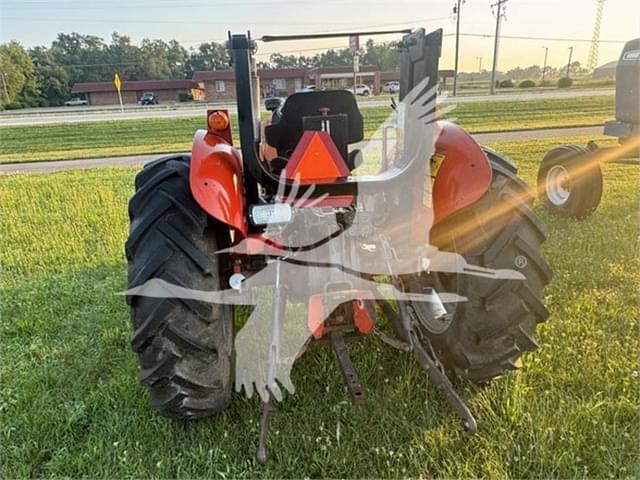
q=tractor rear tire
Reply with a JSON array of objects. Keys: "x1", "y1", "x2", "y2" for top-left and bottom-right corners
[
  {"x1": 537, "y1": 144, "x2": 603, "y2": 219},
  {"x1": 409, "y1": 159, "x2": 552, "y2": 383},
  {"x1": 125, "y1": 154, "x2": 234, "y2": 419}
]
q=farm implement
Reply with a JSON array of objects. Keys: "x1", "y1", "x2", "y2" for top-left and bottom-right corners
[{"x1": 538, "y1": 38, "x2": 640, "y2": 218}]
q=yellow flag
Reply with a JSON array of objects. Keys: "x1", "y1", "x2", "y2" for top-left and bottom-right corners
[{"x1": 113, "y1": 73, "x2": 122, "y2": 92}]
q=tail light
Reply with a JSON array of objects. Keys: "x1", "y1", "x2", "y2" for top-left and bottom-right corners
[{"x1": 207, "y1": 109, "x2": 233, "y2": 144}]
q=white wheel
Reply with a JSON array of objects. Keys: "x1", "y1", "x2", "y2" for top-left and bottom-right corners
[
  {"x1": 537, "y1": 144, "x2": 603, "y2": 219},
  {"x1": 545, "y1": 164, "x2": 571, "y2": 206}
]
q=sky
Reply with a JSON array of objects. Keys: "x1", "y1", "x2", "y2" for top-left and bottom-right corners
[{"x1": 1, "y1": 0, "x2": 639, "y2": 71}]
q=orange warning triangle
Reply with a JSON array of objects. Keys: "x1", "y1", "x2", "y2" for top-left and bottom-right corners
[{"x1": 284, "y1": 131, "x2": 350, "y2": 182}]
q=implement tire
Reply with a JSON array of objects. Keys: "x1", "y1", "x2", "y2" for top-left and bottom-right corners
[
  {"x1": 537, "y1": 144, "x2": 603, "y2": 219},
  {"x1": 410, "y1": 159, "x2": 552, "y2": 383},
  {"x1": 125, "y1": 154, "x2": 233, "y2": 419}
]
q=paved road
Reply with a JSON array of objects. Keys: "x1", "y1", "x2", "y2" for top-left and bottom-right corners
[
  {"x1": 0, "y1": 126, "x2": 602, "y2": 175},
  {"x1": 0, "y1": 89, "x2": 614, "y2": 127}
]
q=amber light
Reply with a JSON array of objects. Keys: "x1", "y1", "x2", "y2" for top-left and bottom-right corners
[{"x1": 208, "y1": 111, "x2": 230, "y2": 131}]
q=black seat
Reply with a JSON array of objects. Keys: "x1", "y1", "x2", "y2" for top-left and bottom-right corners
[{"x1": 265, "y1": 90, "x2": 364, "y2": 156}]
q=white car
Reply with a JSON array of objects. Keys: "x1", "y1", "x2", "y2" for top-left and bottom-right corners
[
  {"x1": 64, "y1": 97, "x2": 88, "y2": 106},
  {"x1": 296, "y1": 85, "x2": 318, "y2": 93},
  {"x1": 64, "y1": 97, "x2": 89, "y2": 107},
  {"x1": 347, "y1": 84, "x2": 371, "y2": 96},
  {"x1": 383, "y1": 81, "x2": 400, "y2": 93}
]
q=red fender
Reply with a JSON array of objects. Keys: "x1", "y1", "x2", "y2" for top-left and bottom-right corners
[
  {"x1": 432, "y1": 121, "x2": 493, "y2": 224},
  {"x1": 190, "y1": 129, "x2": 247, "y2": 237}
]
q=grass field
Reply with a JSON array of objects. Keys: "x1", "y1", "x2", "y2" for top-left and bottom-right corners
[
  {"x1": 1, "y1": 134, "x2": 638, "y2": 478},
  {"x1": 0, "y1": 95, "x2": 614, "y2": 164}
]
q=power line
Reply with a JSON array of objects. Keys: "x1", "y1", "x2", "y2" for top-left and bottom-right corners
[
  {"x1": 2, "y1": 0, "x2": 426, "y2": 9},
  {"x1": 446, "y1": 32, "x2": 625, "y2": 44},
  {"x1": 3, "y1": 0, "x2": 343, "y2": 5},
  {"x1": 1, "y1": 17, "x2": 375, "y2": 26},
  {"x1": 2, "y1": 15, "x2": 451, "y2": 31}
]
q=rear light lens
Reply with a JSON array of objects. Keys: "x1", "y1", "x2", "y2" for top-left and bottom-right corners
[
  {"x1": 208, "y1": 110, "x2": 230, "y2": 131},
  {"x1": 249, "y1": 203, "x2": 292, "y2": 226}
]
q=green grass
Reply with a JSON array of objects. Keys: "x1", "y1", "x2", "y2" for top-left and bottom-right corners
[
  {"x1": 1, "y1": 134, "x2": 638, "y2": 478},
  {"x1": 0, "y1": 96, "x2": 614, "y2": 164}
]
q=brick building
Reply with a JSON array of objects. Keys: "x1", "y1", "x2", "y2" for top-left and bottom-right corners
[
  {"x1": 307, "y1": 65, "x2": 381, "y2": 93},
  {"x1": 72, "y1": 68, "x2": 460, "y2": 106},
  {"x1": 193, "y1": 68, "x2": 308, "y2": 101},
  {"x1": 192, "y1": 71, "x2": 237, "y2": 101},
  {"x1": 380, "y1": 69, "x2": 456, "y2": 91},
  {"x1": 71, "y1": 79, "x2": 204, "y2": 105}
]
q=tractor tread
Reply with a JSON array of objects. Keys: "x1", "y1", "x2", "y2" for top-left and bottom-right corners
[
  {"x1": 131, "y1": 299, "x2": 177, "y2": 352},
  {"x1": 409, "y1": 158, "x2": 552, "y2": 383},
  {"x1": 126, "y1": 154, "x2": 233, "y2": 420},
  {"x1": 158, "y1": 222, "x2": 212, "y2": 274}
]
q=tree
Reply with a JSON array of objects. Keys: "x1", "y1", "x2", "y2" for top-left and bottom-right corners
[
  {"x1": 266, "y1": 53, "x2": 296, "y2": 68},
  {"x1": 315, "y1": 48, "x2": 352, "y2": 67},
  {"x1": 0, "y1": 41, "x2": 40, "y2": 106},
  {"x1": 140, "y1": 38, "x2": 188, "y2": 79},
  {"x1": 29, "y1": 47, "x2": 70, "y2": 106},
  {"x1": 50, "y1": 32, "x2": 109, "y2": 83},
  {"x1": 185, "y1": 42, "x2": 229, "y2": 75},
  {"x1": 362, "y1": 39, "x2": 399, "y2": 71},
  {"x1": 506, "y1": 65, "x2": 542, "y2": 80},
  {"x1": 106, "y1": 33, "x2": 146, "y2": 80},
  {"x1": 568, "y1": 61, "x2": 588, "y2": 77}
]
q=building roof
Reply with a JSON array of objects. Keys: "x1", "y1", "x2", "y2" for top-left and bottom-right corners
[
  {"x1": 192, "y1": 70, "x2": 236, "y2": 82},
  {"x1": 380, "y1": 71, "x2": 400, "y2": 81},
  {"x1": 71, "y1": 79, "x2": 201, "y2": 93},
  {"x1": 594, "y1": 60, "x2": 617, "y2": 72},
  {"x1": 307, "y1": 65, "x2": 379, "y2": 75},
  {"x1": 258, "y1": 68, "x2": 307, "y2": 79},
  {"x1": 381, "y1": 69, "x2": 456, "y2": 82},
  {"x1": 192, "y1": 68, "x2": 307, "y2": 82}
]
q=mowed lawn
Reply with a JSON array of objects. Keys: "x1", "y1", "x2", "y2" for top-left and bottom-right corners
[
  {"x1": 0, "y1": 95, "x2": 614, "y2": 163},
  {"x1": 1, "y1": 135, "x2": 638, "y2": 478}
]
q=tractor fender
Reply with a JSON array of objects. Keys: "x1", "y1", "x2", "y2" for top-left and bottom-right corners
[
  {"x1": 432, "y1": 121, "x2": 493, "y2": 224},
  {"x1": 190, "y1": 129, "x2": 247, "y2": 237}
]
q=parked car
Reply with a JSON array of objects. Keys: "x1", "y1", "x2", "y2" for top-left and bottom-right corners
[
  {"x1": 264, "y1": 96, "x2": 285, "y2": 112},
  {"x1": 64, "y1": 97, "x2": 88, "y2": 106},
  {"x1": 296, "y1": 85, "x2": 318, "y2": 93},
  {"x1": 139, "y1": 92, "x2": 159, "y2": 105},
  {"x1": 383, "y1": 81, "x2": 400, "y2": 93},
  {"x1": 346, "y1": 84, "x2": 372, "y2": 96}
]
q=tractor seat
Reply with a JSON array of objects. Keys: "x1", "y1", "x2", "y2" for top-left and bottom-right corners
[{"x1": 265, "y1": 91, "x2": 364, "y2": 160}]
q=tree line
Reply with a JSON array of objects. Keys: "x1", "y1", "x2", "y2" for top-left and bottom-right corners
[
  {"x1": 0, "y1": 33, "x2": 227, "y2": 108},
  {"x1": 0, "y1": 32, "x2": 591, "y2": 109},
  {"x1": 0, "y1": 33, "x2": 404, "y2": 108}
]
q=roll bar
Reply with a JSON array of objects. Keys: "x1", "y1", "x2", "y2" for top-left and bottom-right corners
[
  {"x1": 228, "y1": 28, "x2": 443, "y2": 201},
  {"x1": 261, "y1": 29, "x2": 412, "y2": 43}
]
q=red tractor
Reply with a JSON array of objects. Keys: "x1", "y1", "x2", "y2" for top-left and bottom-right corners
[{"x1": 126, "y1": 28, "x2": 550, "y2": 463}]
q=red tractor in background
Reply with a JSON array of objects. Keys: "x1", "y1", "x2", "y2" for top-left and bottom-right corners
[{"x1": 126, "y1": 28, "x2": 551, "y2": 463}]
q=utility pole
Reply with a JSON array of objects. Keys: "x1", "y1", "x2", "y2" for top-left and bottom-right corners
[
  {"x1": 0, "y1": 72, "x2": 8, "y2": 102},
  {"x1": 452, "y1": 0, "x2": 464, "y2": 96},
  {"x1": 489, "y1": 0, "x2": 508, "y2": 95},
  {"x1": 566, "y1": 46, "x2": 574, "y2": 78},
  {"x1": 541, "y1": 46, "x2": 549, "y2": 84},
  {"x1": 477, "y1": 56, "x2": 483, "y2": 72}
]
